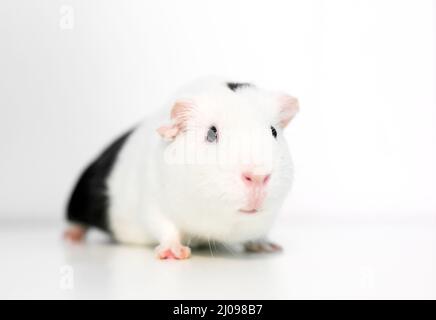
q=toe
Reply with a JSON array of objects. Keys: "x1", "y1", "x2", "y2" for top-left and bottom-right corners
[
  {"x1": 175, "y1": 246, "x2": 191, "y2": 259},
  {"x1": 245, "y1": 241, "x2": 282, "y2": 253},
  {"x1": 268, "y1": 242, "x2": 283, "y2": 252},
  {"x1": 63, "y1": 226, "x2": 86, "y2": 243},
  {"x1": 155, "y1": 245, "x2": 191, "y2": 260}
]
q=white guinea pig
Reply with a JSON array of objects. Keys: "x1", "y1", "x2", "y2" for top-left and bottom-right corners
[{"x1": 65, "y1": 77, "x2": 299, "y2": 259}]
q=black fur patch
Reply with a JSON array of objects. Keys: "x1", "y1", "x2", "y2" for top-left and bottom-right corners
[
  {"x1": 66, "y1": 129, "x2": 133, "y2": 232},
  {"x1": 226, "y1": 82, "x2": 252, "y2": 92}
]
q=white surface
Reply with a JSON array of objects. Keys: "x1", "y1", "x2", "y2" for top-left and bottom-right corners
[
  {"x1": 1, "y1": 0, "x2": 435, "y2": 300},
  {"x1": 0, "y1": 0, "x2": 435, "y2": 221},
  {"x1": 1, "y1": 219, "x2": 435, "y2": 300}
]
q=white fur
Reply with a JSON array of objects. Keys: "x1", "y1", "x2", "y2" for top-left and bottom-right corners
[{"x1": 107, "y1": 78, "x2": 296, "y2": 250}]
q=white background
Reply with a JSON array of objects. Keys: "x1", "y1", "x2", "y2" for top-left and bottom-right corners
[
  {"x1": 1, "y1": 0, "x2": 435, "y2": 222},
  {"x1": 0, "y1": 0, "x2": 436, "y2": 300}
]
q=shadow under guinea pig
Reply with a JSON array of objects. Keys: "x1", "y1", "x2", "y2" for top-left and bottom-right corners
[{"x1": 191, "y1": 242, "x2": 283, "y2": 260}]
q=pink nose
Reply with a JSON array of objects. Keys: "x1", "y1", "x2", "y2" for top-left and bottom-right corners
[{"x1": 242, "y1": 172, "x2": 271, "y2": 187}]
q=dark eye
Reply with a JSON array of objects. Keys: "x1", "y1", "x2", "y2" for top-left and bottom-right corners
[
  {"x1": 271, "y1": 126, "x2": 277, "y2": 139},
  {"x1": 206, "y1": 126, "x2": 218, "y2": 143}
]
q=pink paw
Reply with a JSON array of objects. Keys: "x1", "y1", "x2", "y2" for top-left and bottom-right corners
[
  {"x1": 155, "y1": 244, "x2": 191, "y2": 260},
  {"x1": 63, "y1": 225, "x2": 87, "y2": 243},
  {"x1": 244, "y1": 241, "x2": 283, "y2": 253}
]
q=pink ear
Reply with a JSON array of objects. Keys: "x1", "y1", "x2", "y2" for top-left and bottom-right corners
[
  {"x1": 156, "y1": 125, "x2": 180, "y2": 141},
  {"x1": 278, "y1": 95, "x2": 299, "y2": 128},
  {"x1": 170, "y1": 100, "x2": 193, "y2": 127},
  {"x1": 157, "y1": 100, "x2": 193, "y2": 141}
]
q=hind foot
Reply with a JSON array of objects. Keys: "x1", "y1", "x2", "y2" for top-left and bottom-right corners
[
  {"x1": 244, "y1": 240, "x2": 283, "y2": 253},
  {"x1": 64, "y1": 225, "x2": 87, "y2": 243}
]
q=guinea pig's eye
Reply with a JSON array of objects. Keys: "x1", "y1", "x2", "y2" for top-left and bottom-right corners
[
  {"x1": 206, "y1": 126, "x2": 218, "y2": 143},
  {"x1": 271, "y1": 126, "x2": 278, "y2": 139}
]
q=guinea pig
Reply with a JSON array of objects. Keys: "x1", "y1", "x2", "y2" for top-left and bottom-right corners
[{"x1": 64, "y1": 77, "x2": 299, "y2": 259}]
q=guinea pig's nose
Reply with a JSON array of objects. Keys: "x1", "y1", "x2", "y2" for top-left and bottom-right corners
[{"x1": 242, "y1": 172, "x2": 271, "y2": 187}]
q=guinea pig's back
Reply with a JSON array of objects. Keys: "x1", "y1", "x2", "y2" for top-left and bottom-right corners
[{"x1": 66, "y1": 129, "x2": 134, "y2": 232}]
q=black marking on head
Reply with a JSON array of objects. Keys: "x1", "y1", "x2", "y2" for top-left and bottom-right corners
[
  {"x1": 66, "y1": 129, "x2": 133, "y2": 232},
  {"x1": 226, "y1": 82, "x2": 252, "y2": 92}
]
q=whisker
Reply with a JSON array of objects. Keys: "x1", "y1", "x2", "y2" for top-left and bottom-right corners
[
  {"x1": 221, "y1": 242, "x2": 237, "y2": 257},
  {"x1": 208, "y1": 236, "x2": 214, "y2": 258}
]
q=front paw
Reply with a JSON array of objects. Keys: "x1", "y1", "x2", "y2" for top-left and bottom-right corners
[
  {"x1": 244, "y1": 241, "x2": 283, "y2": 253},
  {"x1": 155, "y1": 243, "x2": 191, "y2": 260}
]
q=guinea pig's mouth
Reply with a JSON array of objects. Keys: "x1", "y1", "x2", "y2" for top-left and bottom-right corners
[{"x1": 238, "y1": 208, "x2": 260, "y2": 214}]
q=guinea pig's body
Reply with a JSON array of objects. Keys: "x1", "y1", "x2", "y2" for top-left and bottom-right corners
[{"x1": 65, "y1": 78, "x2": 299, "y2": 259}]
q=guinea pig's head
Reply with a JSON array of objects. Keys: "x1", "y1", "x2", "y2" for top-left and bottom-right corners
[{"x1": 157, "y1": 79, "x2": 299, "y2": 240}]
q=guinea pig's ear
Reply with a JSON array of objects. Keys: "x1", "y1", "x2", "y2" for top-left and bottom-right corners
[
  {"x1": 156, "y1": 100, "x2": 194, "y2": 141},
  {"x1": 278, "y1": 94, "x2": 299, "y2": 128}
]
